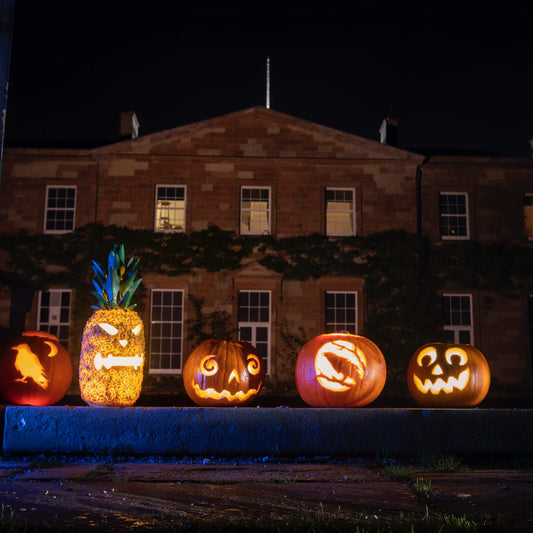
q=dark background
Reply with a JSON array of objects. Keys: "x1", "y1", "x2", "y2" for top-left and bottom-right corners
[{"x1": 4, "y1": 1, "x2": 533, "y2": 156}]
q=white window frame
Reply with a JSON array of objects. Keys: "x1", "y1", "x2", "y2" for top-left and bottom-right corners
[
  {"x1": 149, "y1": 289, "x2": 184, "y2": 374},
  {"x1": 325, "y1": 291, "x2": 358, "y2": 334},
  {"x1": 524, "y1": 194, "x2": 533, "y2": 240},
  {"x1": 154, "y1": 185, "x2": 187, "y2": 233},
  {"x1": 240, "y1": 186, "x2": 271, "y2": 235},
  {"x1": 43, "y1": 185, "x2": 76, "y2": 234},
  {"x1": 325, "y1": 187, "x2": 356, "y2": 236},
  {"x1": 37, "y1": 289, "x2": 71, "y2": 347},
  {"x1": 442, "y1": 293, "x2": 473, "y2": 345},
  {"x1": 237, "y1": 290, "x2": 271, "y2": 375},
  {"x1": 439, "y1": 192, "x2": 470, "y2": 240}
]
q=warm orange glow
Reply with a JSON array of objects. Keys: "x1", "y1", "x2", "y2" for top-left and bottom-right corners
[
  {"x1": 314, "y1": 340, "x2": 366, "y2": 392},
  {"x1": 414, "y1": 346, "x2": 469, "y2": 394},
  {"x1": 79, "y1": 309, "x2": 145, "y2": 407},
  {"x1": 12, "y1": 340, "x2": 59, "y2": 390},
  {"x1": 190, "y1": 381, "x2": 262, "y2": 402}
]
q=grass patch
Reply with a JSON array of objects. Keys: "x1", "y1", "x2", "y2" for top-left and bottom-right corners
[
  {"x1": 423, "y1": 454, "x2": 470, "y2": 473},
  {"x1": 74, "y1": 463, "x2": 114, "y2": 481},
  {"x1": 383, "y1": 465, "x2": 415, "y2": 482},
  {"x1": 411, "y1": 478, "x2": 433, "y2": 502},
  {"x1": 0, "y1": 504, "x2": 27, "y2": 533}
]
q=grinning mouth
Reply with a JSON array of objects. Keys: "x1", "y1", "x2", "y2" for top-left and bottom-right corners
[
  {"x1": 191, "y1": 381, "x2": 261, "y2": 401},
  {"x1": 94, "y1": 352, "x2": 144, "y2": 370},
  {"x1": 413, "y1": 369, "x2": 470, "y2": 395}
]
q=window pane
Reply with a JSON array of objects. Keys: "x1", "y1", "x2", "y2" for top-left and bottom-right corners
[
  {"x1": 150, "y1": 290, "x2": 183, "y2": 372},
  {"x1": 326, "y1": 188, "x2": 354, "y2": 235},
  {"x1": 155, "y1": 186, "x2": 186, "y2": 231},
  {"x1": 45, "y1": 187, "x2": 76, "y2": 233},
  {"x1": 440, "y1": 193, "x2": 468, "y2": 238},
  {"x1": 241, "y1": 187, "x2": 270, "y2": 234},
  {"x1": 325, "y1": 291, "x2": 357, "y2": 333}
]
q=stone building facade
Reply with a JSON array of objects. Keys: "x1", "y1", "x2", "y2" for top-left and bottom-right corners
[{"x1": 1, "y1": 107, "x2": 532, "y2": 400}]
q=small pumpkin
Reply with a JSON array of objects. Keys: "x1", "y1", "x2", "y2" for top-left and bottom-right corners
[
  {"x1": 295, "y1": 333, "x2": 386, "y2": 407},
  {"x1": 183, "y1": 340, "x2": 265, "y2": 406},
  {"x1": 407, "y1": 342, "x2": 490, "y2": 407},
  {"x1": 0, "y1": 331, "x2": 72, "y2": 406}
]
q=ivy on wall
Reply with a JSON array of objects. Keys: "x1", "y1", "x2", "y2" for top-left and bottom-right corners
[{"x1": 1, "y1": 223, "x2": 533, "y2": 394}]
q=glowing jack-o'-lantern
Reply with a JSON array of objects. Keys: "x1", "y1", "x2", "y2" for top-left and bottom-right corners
[
  {"x1": 183, "y1": 340, "x2": 265, "y2": 406},
  {"x1": 407, "y1": 343, "x2": 490, "y2": 407},
  {"x1": 79, "y1": 244, "x2": 145, "y2": 407},
  {"x1": 0, "y1": 331, "x2": 72, "y2": 406},
  {"x1": 295, "y1": 333, "x2": 387, "y2": 407}
]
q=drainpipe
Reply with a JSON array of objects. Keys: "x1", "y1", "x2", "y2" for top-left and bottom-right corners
[{"x1": 416, "y1": 156, "x2": 429, "y2": 237}]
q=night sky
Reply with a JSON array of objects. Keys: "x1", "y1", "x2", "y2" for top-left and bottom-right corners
[{"x1": 4, "y1": 1, "x2": 533, "y2": 156}]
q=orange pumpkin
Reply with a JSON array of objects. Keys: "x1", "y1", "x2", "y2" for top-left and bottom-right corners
[
  {"x1": 183, "y1": 340, "x2": 265, "y2": 406},
  {"x1": 295, "y1": 333, "x2": 387, "y2": 407},
  {"x1": 407, "y1": 342, "x2": 490, "y2": 407},
  {"x1": 0, "y1": 331, "x2": 72, "y2": 406}
]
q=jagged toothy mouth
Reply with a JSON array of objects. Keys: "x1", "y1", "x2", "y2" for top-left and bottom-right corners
[{"x1": 413, "y1": 369, "x2": 470, "y2": 394}]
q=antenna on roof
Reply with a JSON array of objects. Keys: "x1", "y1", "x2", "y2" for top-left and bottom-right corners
[{"x1": 266, "y1": 56, "x2": 271, "y2": 109}]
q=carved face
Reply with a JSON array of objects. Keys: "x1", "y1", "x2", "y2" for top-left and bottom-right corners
[
  {"x1": 407, "y1": 343, "x2": 490, "y2": 407},
  {"x1": 0, "y1": 331, "x2": 72, "y2": 406},
  {"x1": 183, "y1": 340, "x2": 265, "y2": 406},
  {"x1": 79, "y1": 308, "x2": 145, "y2": 406},
  {"x1": 295, "y1": 333, "x2": 386, "y2": 407}
]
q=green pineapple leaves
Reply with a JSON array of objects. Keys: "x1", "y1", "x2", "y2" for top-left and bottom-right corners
[{"x1": 90, "y1": 244, "x2": 142, "y2": 310}]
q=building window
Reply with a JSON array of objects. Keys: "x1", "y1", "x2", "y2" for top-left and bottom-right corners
[
  {"x1": 325, "y1": 291, "x2": 357, "y2": 334},
  {"x1": 442, "y1": 294, "x2": 473, "y2": 344},
  {"x1": 240, "y1": 187, "x2": 270, "y2": 235},
  {"x1": 439, "y1": 192, "x2": 469, "y2": 239},
  {"x1": 524, "y1": 194, "x2": 533, "y2": 240},
  {"x1": 149, "y1": 289, "x2": 183, "y2": 373},
  {"x1": 238, "y1": 290, "x2": 271, "y2": 374},
  {"x1": 37, "y1": 290, "x2": 71, "y2": 348},
  {"x1": 326, "y1": 188, "x2": 355, "y2": 236},
  {"x1": 155, "y1": 185, "x2": 186, "y2": 232},
  {"x1": 44, "y1": 186, "x2": 76, "y2": 233}
]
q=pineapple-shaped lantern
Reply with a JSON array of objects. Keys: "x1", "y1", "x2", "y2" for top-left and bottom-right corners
[{"x1": 79, "y1": 244, "x2": 145, "y2": 406}]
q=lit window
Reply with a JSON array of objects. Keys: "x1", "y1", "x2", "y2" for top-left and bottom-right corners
[
  {"x1": 149, "y1": 290, "x2": 183, "y2": 373},
  {"x1": 155, "y1": 186, "x2": 186, "y2": 232},
  {"x1": 240, "y1": 187, "x2": 270, "y2": 235},
  {"x1": 326, "y1": 188, "x2": 355, "y2": 236},
  {"x1": 238, "y1": 290, "x2": 271, "y2": 374},
  {"x1": 44, "y1": 186, "x2": 76, "y2": 233},
  {"x1": 439, "y1": 192, "x2": 469, "y2": 239},
  {"x1": 524, "y1": 194, "x2": 533, "y2": 240},
  {"x1": 325, "y1": 291, "x2": 357, "y2": 334},
  {"x1": 442, "y1": 294, "x2": 473, "y2": 345},
  {"x1": 38, "y1": 290, "x2": 71, "y2": 348}
]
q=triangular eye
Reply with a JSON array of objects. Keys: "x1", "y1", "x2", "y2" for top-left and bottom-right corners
[
  {"x1": 99, "y1": 323, "x2": 119, "y2": 335},
  {"x1": 132, "y1": 324, "x2": 141, "y2": 336}
]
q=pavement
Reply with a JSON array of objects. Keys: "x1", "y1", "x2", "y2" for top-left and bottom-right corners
[{"x1": 1, "y1": 457, "x2": 532, "y2": 532}]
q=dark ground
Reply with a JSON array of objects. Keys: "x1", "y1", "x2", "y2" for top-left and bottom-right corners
[{"x1": 1, "y1": 456, "x2": 532, "y2": 532}]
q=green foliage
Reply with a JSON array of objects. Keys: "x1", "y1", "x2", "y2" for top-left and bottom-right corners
[
  {"x1": 185, "y1": 295, "x2": 236, "y2": 347},
  {"x1": 91, "y1": 244, "x2": 141, "y2": 310},
  {"x1": 2, "y1": 223, "x2": 532, "y2": 391}
]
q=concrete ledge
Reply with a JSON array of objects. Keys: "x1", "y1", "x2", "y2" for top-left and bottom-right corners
[{"x1": 3, "y1": 406, "x2": 533, "y2": 457}]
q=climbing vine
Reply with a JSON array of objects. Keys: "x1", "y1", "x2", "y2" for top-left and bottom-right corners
[{"x1": 2, "y1": 223, "x2": 533, "y2": 396}]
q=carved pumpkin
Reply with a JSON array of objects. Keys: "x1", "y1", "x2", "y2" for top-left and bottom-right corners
[
  {"x1": 79, "y1": 308, "x2": 145, "y2": 406},
  {"x1": 407, "y1": 343, "x2": 490, "y2": 407},
  {"x1": 79, "y1": 244, "x2": 145, "y2": 407},
  {"x1": 183, "y1": 340, "x2": 265, "y2": 406},
  {"x1": 295, "y1": 333, "x2": 386, "y2": 407},
  {"x1": 0, "y1": 331, "x2": 72, "y2": 406}
]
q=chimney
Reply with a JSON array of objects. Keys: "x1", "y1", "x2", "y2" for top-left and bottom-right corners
[
  {"x1": 379, "y1": 117, "x2": 398, "y2": 147},
  {"x1": 120, "y1": 111, "x2": 140, "y2": 140}
]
